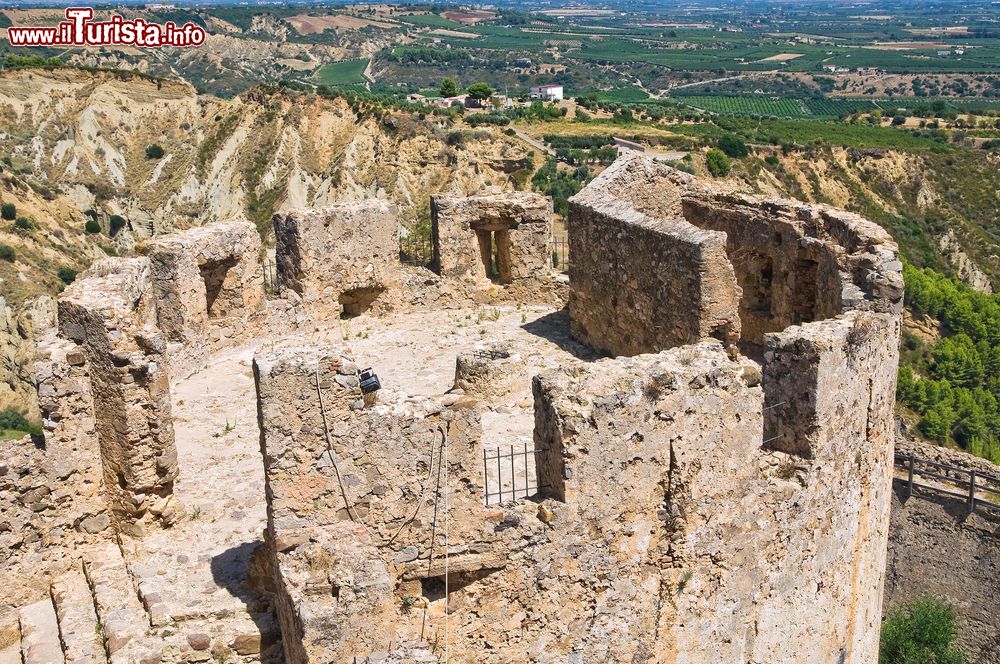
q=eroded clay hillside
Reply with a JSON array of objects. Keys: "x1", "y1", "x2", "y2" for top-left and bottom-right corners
[{"x1": 0, "y1": 68, "x2": 530, "y2": 277}]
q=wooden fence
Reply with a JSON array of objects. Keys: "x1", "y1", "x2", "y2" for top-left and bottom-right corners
[{"x1": 895, "y1": 453, "x2": 1000, "y2": 514}]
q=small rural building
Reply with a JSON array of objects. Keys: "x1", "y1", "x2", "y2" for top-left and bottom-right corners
[{"x1": 530, "y1": 84, "x2": 564, "y2": 101}]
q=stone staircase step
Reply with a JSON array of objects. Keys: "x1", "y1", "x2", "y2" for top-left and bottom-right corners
[
  {"x1": 83, "y1": 543, "x2": 161, "y2": 664},
  {"x1": 52, "y1": 565, "x2": 108, "y2": 664},
  {"x1": 0, "y1": 610, "x2": 21, "y2": 664},
  {"x1": 19, "y1": 599, "x2": 65, "y2": 664}
]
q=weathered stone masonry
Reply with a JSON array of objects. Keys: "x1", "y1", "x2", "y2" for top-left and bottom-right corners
[
  {"x1": 147, "y1": 220, "x2": 264, "y2": 347},
  {"x1": 57, "y1": 258, "x2": 180, "y2": 531},
  {"x1": 432, "y1": 190, "x2": 551, "y2": 286},
  {"x1": 252, "y1": 155, "x2": 904, "y2": 663},
  {"x1": 273, "y1": 200, "x2": 400, "y2": 318}
]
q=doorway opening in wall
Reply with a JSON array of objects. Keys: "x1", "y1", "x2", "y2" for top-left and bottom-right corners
[
  {"x1": 474, "y1": 228, "x2": 512, "y2": 284},
  {"x1": 791, "y1": 258, "x2": 819, "y2": 324},
  {"x1": 339, "y1": 286, "x2": 386, "y2": 318},
  {"x1": 199, "y1": 256, "x2": 238, "y2": 319},
  {"x1": 743, "y1": 252, "x2": 774, "y2": 316}
]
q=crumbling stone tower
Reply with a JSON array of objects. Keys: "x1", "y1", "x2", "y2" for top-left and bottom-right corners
[{"x1": 253, "y1": 155, "x2": 904, "y2": 664}]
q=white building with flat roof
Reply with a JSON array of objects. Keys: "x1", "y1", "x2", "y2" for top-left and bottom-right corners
[{"x1": 530, "y1": 84, "x2": 564, "y2": 101}]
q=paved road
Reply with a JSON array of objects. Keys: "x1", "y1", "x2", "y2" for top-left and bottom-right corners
[{"x1": 513, "y1": 130, "x2": 555, "y2": 156}]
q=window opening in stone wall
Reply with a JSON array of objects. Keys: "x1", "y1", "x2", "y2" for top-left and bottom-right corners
[
  {"x1": 791, "y1": 258, "x2": 819, "y2": 324},
  {"x1": 199, "y1": 256, "x2": 238, "y2": 319}
]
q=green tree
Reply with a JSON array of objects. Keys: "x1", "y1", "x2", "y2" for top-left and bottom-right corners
[
  {"x1": 880, "y1": 596, "x2": 964, "y2": 664},
  {"x1": 717, "y1": 134, "x2": 749, "y2": 158},
  {"x1": 0, "y1": 203, "x2": 15, "y2": 220},
  {"x1": 920, "y1": 400, "x2": 956, "y2": 442},
  {"x1": 145, "y1": 144, "x2": 165, "y2": 159},
  {"x1": 439, "y1": 77, "x2": 459, "y2": 98},
  {"x1": 0, "y1": 245, "x2": 14, "y2": 262},
  {"x1": 705, "y1": 149, "x2": 731, "y2": 177},
  {"x1": 466, "y1": 82, "x2": 494, "y2": 102},
  {"x1": 84, "y1": 219, "x2": 101, "y2": 234}
]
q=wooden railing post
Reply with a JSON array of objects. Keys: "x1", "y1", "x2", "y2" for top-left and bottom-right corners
[
  {"x1": 968, "y1": 470, "x2": 977, "y2": 514},
  {"x1": 907, "y1": 456, "x2": 914, "y2": 498}
]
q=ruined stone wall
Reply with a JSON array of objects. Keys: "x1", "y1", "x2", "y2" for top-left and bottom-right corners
[
  {"x1": 432, "y1": 190, "x2": 551, "y2": 287},
  {"x1": 567, "y1": 192, "x2": 740, "y2": 356},
  {"x1": 568, "y1": 154, "x2": 903, "y2": 356},
  {"x1": 147, "y1": 220, "x2": 264, "y2": 348},
  {"x1": 682, "y1": 196, "x2": 903, "y2": 344},
  {"x1": 884, "y1": 439, "x2": 1000, "y2": 663},
  {"x1": 58, "y1": 258, "x2": 180, "y2": 532},
  {"x1": 533, "y1": 339, "x2": 893, "y2": 663},
  {"x1": 273, "y1": 200, "x2": 399, "y2": 318},
  {"x1": 254, "y1": 345, "x2": 496, "y2": 663},
  {"x1": 254, "y1": 338, "x2": 897, "y2": 663},
  {"x1": 0, "y1": 337, "x2": 109, "y2": 610}
]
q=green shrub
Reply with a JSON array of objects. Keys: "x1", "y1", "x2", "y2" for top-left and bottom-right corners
[
  {"x1": 465, "y1": 113, "x2": 510, "y2": 127},
  {"x1": 13, "y1": 216, "x2": 37, "y2": 231},
  {"x1": 109, "y1": 214, "x2": 127, "y2": 235},
  {"x1": 0, "y1": 203, "x2": 15, "y2": 220},
  {"x1": 0, "y1": 407, "x2": 42, "y2": 436},
  {"x1": 84, "y1": 219, "x2": 102, "y2": 234},
  {"x1": 764, "y1": 154, "x2": 781, "y2": 166},
  {"x1": 717, "y1": 134, "x2": 749, "y2": 158},
  {"x1": 145, "y1": 144, "x2": 165, "y2": 159},
  {"x1": 57, "y1": 267, "x2": 78, "y2": 284},
  {"x1": 705, "y1": 148, "x2": 731, "y2": 177},
  {"x1": 880, "y1": 596, "x2": 964, "y2": 664},
  {"x1": 0, "y1": 244, "x2": 15, "y2": 262}
]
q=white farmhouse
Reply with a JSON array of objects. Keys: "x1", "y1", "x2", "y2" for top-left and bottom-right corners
[{"x1": 530, "y1": 84, "x2": 564, "y2": 101}]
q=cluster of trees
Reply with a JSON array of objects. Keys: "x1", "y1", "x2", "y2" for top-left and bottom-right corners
[
  {"x1": 1, "y1": 54, "x2": 64, "y2": 69},
  {"x1": 464, "y1": 113, "x2": 509, "y2": 127},
  {"x1": 530, "y1": 159, "x2": 592, "y2": 216},
  {"x1": 543, "y1": 135, "x2": 617, "y2": 166},
  {"x1": 897, "y1": 263, "x2": 1000, "y2": 463},
  {"x1": 389, "y1": 47, "x2": 472, "y2": 66}
]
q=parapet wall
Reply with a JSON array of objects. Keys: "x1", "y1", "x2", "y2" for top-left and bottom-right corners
[
  {"x1": 253, "y1": 337, "x2": 896, "y2": 663},
  {"x1": 432, "y1": 190, "x2": 552, "y2": 287},
  {"x1": 567, "y1": 189, "x2": 740, "y2": 355},
  {"x1": 533, "y1": 341, "x2": 892, "y2": 662},
  {"x1": 57, "y1": 258, "x2": 179, "y2": 532},
  {"x1": 253, "y1": 345, "x2": 493, "y2": 663},
  {"x1": 568, "y1": 153, "x2": 903, "y2": 355},
  {"x1": 147, "y1": 220, "x2": 263, "y2": 346},
  {"x1": 272, "y1": 200, "x2": 400, "y2": 318}
]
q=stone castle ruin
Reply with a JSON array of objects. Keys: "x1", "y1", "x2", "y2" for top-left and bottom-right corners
[{"x1": 0, "y1": 154, "x2": 903, "y2": 663}]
